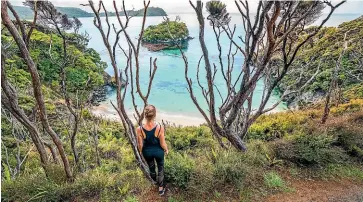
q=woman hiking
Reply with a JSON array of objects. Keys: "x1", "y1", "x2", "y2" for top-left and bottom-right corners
[{"x1": 136, "y1": 105, "x2": 169, "y2": 196}]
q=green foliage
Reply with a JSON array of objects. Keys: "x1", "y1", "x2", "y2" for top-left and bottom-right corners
[
  {"x1": 329, "y1": 112, "x2": 363, "y2": 160},
  {"x1": 2, "y1": 163, "x2": 12, "y2": 183},
  {"x1": 248, "y1": 111, "x2": 309, "y2": 140},
  {"x1": 279, "y1": 16, "x2": 363, "y2": 106},
  {"x1": 206, "y1": 1, "x2": 231, "y2": 27},
  {"x1": 124, "y1": 196, "x2": 139, "y2": 202},
  {"x1": 275, "y1": 134, "x2": 349, "y2": 166},
  {"x1": 143, "y1": 21, "x2": 189, "y2": 43},
  {"x1": 213, "y1": 150, "x2": 249, "y2": 187},
  {"x1": 263, "y1": 172, "x2": 286, "y2": 189},
  {"x1": 343, "y1": 83, "x2": 363, "y2": 99},
  {"x1": 166, "y1": 126, "x2": 215, "y2": 150},
  {"x1": 165, "y1": 151, "x2": 195, "y2": 188},
  {"x1": 324, "y1": 164, "x2": 363, "y2": 180},
  {"x1": 1, "y1": 168, "x2": 148, "y2": 202},
  {"x1": 330, "y1": 99, "x2": 363, "y2": 114}
]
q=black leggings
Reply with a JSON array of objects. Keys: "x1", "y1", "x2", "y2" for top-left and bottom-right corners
[{"x1": 143, "y1": 149, "x2": 165, "y2": 187}]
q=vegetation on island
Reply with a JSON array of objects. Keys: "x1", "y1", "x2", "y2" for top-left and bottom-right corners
[
  {"x1": 143, "y1": 21, "x2": 189, "y2": 43},
  {"x1": 1, "y1": 0, "x2": 363, "y2": 202},
  {"x1": 142, "y1": 20, "x2": 190, "y2": 51}
]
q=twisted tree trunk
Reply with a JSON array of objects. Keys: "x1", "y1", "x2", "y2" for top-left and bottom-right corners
[
  {"x1": 1, "y1": 59, "x2": 50, "y2": 169},
  {"x1": 1, "y1": 1, "x2": 73, "y2": 180}
]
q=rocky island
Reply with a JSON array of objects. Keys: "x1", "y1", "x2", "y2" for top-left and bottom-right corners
[{"x1": 142, "y1": 21, "x2": 192, "y2": 51}]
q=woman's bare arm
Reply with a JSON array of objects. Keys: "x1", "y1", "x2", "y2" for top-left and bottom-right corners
[
  {"x1": 158, "y1": 126, "x2": 169, "y2": 154},
  {"x1": 136, "y1": 127, "x2": 143, "y2": 152}
]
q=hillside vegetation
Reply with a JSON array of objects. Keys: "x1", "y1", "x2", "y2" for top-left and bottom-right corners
[
  {"x1": 279, "y1": 16, "x2": 363, "y2": 107},
  {"x1": 2, "y1": 3, "x2": 363, "y2": 202},
  {"x1": 10, "y1": 6, "x2": 167, "y2": 20},
  {"x1": 1, "y1": 22, "x2": 363, "y2": 200},
  {"x1": 2, "y1": 92, "x2": 363, "y2": 201}
]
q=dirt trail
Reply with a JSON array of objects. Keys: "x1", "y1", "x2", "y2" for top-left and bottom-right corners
[
  {"x1": 266, "y1": 179, "x2": 363, "y2": 202},
  {"x1": 138, "y1": 179, "x2": 363, "y2": 202}
]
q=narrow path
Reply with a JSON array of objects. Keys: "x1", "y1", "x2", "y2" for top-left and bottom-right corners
[
  {"x1": 137, "y1": 179, "x2": 363, "y2": 202},
  {"x1": 266, "y1": 179, "x2": 363, "y2": 202}
]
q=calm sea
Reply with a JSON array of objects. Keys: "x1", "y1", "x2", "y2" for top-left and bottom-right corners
[{"x1": 78, "y1": 13, "x2": 361, "y2": 117}]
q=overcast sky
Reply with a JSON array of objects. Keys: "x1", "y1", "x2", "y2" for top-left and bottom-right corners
[{"x1": 9, "y1": 0, "x2": 363, "y2": 14}]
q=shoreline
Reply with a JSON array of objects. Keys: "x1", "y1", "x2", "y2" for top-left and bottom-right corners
[{"x1": 91, "y1": 103, "x2": 207, "y2": 126}]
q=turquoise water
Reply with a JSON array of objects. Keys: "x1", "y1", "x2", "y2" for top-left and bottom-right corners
[{"x1": 78, "y1": 13, "x2": 361, "y2": 117}]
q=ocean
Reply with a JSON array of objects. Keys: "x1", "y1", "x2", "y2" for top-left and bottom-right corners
[{"x1": 78, "y1": 13, "x2": 361, "y2": 124}]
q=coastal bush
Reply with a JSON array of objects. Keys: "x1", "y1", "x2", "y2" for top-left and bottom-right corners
[
  {"x1": 278, "y1": 16, "x2": 363, "y2": 107},
  {"x1": 1, "y1": 171, "x2": 60, "y2": 202},
  {"x1": 165, "y1": 151, "x2": 195, "y2": 188},
  {"x1": 248, "y1": 112, "x2": 309, "y2": 140},
  {"x1": 330, "y1": 99, "x2": 363, "y2": 115},
  {"x1": 324, "y1": 164, "x2": 363, "y2": 180},
  {"x1": 166, "y1": 126, "x2": 214, "y2": 150},
  {"x1": 213, "y1": 150, "x2": 251, "y2": 187},
  {"x1": 343, "y1": 83, "x2": 363, "y2": 99},
  {"x1": 337, "y1": 133, "x2": 363, "y2": 159},
  {"x1": 186, "y1": 160, "x2": 215, "y2": 197},
  {"x1": 274, "y1": 134, "x2": 349, "y2": 167},
  {"x1": 1, "y1": 168, "x2": 148, "y2": 202}
]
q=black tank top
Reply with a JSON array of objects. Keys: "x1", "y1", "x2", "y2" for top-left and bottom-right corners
[{"x1": 141, "y1": 124, "x2": 162, "y2": 151}]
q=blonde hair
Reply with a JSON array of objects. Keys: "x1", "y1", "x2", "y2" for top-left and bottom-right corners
[{"x1": 144, "y1": 105, "x2": 156, "y2": 121}]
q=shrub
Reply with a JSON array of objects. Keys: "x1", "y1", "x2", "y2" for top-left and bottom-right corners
[
  {"x1": 124, "y1": 196, "x2": 139, "y2": 202},
  {"x1": 274, "y1": 134, "x2": 349, "y2": 167},
  {"x1": 248, "y1": 112, "x2": 309, "y2": 140},
  {"x1": 166, "y1": 126, "x2": 214, "y2": 150},
  {"x1": 324, "y1": 164, "x2": 363, "y2": 180},
  {"x1": 1, "y1": 172, "x2": 60, "y2": 202},
  {"x1": 330, "y1": 99, "x2": 363, "y2": 115},
  {"x1": 165, "y1": 152, "x2": 195, "y2": 188},
  {"x1": 264, "y1": 171, "x2": 286, "y2": 189},
  {"x1": 213, "y1": 150, "x2": 249, "y2": 187},
  {"x1": 343, "y1": 84, "x2": 363, "y2": 100},
  {"x1": 335, "y1": 129, "x2": 363, "y2": 160},
  {"x1": 1, "y1": 168, "x2": 148, "y2": 202},
  {"x1": 186, "y1": 160, "x2": 215, "y2": 197}
]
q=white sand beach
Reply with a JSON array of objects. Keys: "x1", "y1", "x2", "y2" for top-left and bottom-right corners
[{"x1": 91, "y1": 103, "x2": 206, "y2": 126}]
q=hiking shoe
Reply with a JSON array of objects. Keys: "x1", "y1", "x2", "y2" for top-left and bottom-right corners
[{"x1": 158, "y1": 187, "x2": 166, "y2": 196}]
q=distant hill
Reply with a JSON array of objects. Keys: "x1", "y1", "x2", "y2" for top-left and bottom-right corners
[
  {"x1": 99, "y1": 7, "x2": 168, "y2": 17},
  {"x1": 9, "y1": 6, "x2": 167, "y2": 20},
  {"x1": 55, "y1": 7, "x2": 94, "y2": 18}
]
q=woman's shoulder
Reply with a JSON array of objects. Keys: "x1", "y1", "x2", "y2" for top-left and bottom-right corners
[{"x1": 136, "y1": 125, "x2": 142, "y2": 133}]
